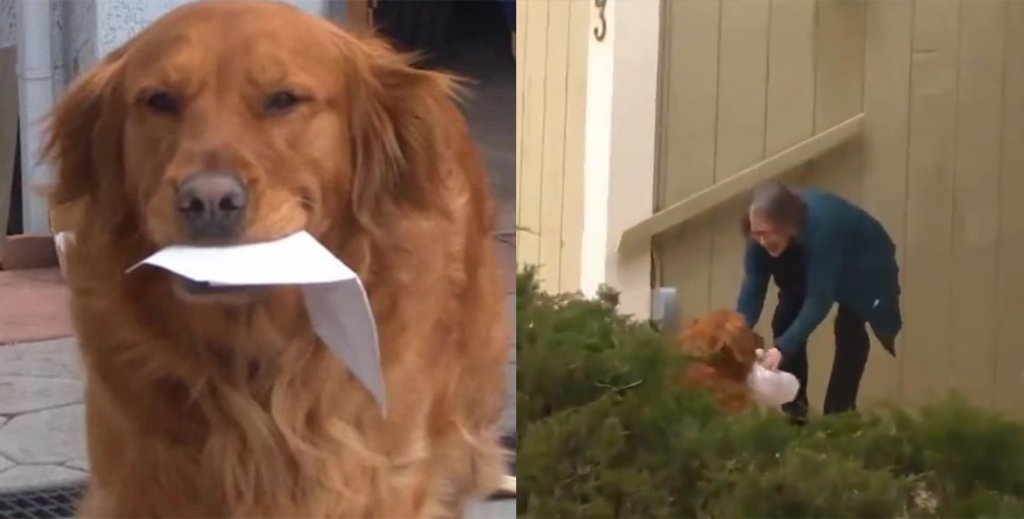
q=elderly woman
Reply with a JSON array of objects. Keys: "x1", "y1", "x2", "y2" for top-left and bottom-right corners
[{"x1": 736, "y1": 181, "x2": 902, "y2": 420}]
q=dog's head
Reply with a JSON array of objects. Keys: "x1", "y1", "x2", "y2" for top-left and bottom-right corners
[
  {"x1": 677, "y1": 310, "x2": 762, "y2": 381},
  {"x1": 45, "y1": 1, "x2": 458, "y2": 301}
]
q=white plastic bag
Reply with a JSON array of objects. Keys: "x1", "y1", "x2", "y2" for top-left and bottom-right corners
[{"x1": 748, "y1": 348, "x2": 800, "y2": 407}]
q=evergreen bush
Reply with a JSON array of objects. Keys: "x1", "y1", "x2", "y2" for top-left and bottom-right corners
[{"x1": 516, "y1": 266, "x2": 1024, "y2": 518}]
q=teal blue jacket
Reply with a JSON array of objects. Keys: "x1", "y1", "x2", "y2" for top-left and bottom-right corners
[{"x1": 736, "y1": 188, "x2": 901, "y2": 355}]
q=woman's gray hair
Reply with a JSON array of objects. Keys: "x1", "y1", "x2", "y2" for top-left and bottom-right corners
[{"x1": 740, "y1": 180, "x2": 806, "y2": 237}]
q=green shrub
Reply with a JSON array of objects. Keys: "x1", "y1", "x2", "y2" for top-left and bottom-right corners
[
  {"x1": 703, "y1": 448, "x2": 914, "y2": 518},
  {"x1": 516, "y1": 266, "x2": 1024, "y2": 518}
]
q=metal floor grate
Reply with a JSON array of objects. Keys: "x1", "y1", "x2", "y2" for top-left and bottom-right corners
[
  {"x1": 0, "y1": 484, "x2": 85, "y2": 519},
  {"x1": 0, "y1": 441, "x2": 514, "y2": 517}
]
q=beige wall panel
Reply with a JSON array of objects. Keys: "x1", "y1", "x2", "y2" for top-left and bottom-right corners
[
  {"x1": 656, "y1": 0, "x2": 721, "y2": 324},
  {"x1": 948, "y1": 0, "x2": 1005, "y2": 409},
  {"x1": 515, "y1": 0, "x2": 588, "y2": 293},
  {"x1": 860, "y1": 0, "x2": 913, "y2": 406},
  {"x1": 537, "y1": 0, "x2": 573, "y2": 290},
  {"x1": 709, "y1": 0, "x2": 770, "y2": 313},
  {"x1": 901, "y1": 0, "x2": 960, "y2": 407},
  {"x1": 557, "y1": 0, "x2": 589, "y2": 294},
  {"x1": 517, "y1": 0, "x2": 547, "y2": 270},
  {"x1": 765, "y1": 0, "x2": 815, "y2": 157},
  {"x1": 809, "y1": 0, "x2": 867, "y2": 202},
  {"x1": 994, "y1": 2, "x2": 1024, "y2": 417}
]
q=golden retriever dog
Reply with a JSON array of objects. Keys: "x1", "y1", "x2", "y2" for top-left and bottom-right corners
[
  {"x1": 676, "y1": 310, "x2": 762, "y2": 414},
  {"x1": 44, "y1": 1, "x2": 508, "y2": 517}
]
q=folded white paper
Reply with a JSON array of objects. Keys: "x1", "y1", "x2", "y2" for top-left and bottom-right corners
[
  {"x1": 127, "y1": 232, "x2": 386, "y2": 415},
  {"x1": 749, "y1": 348, "x2": 800, "y2": 407}
]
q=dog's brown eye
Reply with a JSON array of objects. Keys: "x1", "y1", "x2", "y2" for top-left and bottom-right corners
[
  {"x1": 264, "y1": 91, "x2": 303, "y2": 114},
  {"x1": 145, "y1": 91, "x2": 179, "y2": 115}
]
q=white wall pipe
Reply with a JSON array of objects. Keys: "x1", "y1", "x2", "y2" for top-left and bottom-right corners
[{"x1": 16, "y1": 0, "x2": 55, "y2": 234}]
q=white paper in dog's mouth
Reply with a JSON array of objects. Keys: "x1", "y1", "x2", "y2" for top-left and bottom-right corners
[{"x1": 126, "y1": 231, "x2": 386, "y2": 415}]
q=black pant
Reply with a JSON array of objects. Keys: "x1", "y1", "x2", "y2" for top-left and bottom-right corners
[{"x1": 769, "y1": 244, "x2": 869, "y2": 420}]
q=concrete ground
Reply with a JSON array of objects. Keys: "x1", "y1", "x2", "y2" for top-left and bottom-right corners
[
  {"x1": 0, "y1": 338, "x2": 88, "y2": 490},
  {"x1": 0, "y1": 260, "x2": 514, "y2": 513}
]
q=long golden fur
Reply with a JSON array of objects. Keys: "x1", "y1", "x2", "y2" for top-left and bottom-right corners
[
  {"x1": 44, "y1": 1, "x2": 508, "y2": 517},
  {"x1": 676, "y1": 310, "x2": 762, "y2": 414}
]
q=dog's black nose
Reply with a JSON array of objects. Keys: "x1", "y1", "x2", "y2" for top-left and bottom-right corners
[{"x1": 176, "y1": 172, "x2": 247, "y2": 240}]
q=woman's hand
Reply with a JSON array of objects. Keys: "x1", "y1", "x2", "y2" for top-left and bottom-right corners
[{"x1": 761, "y1": 347, "x2": 783, "y2": 371}]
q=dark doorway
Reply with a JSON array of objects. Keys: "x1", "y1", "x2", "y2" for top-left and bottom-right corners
[
  {"x1": 368, "y1": 0, "x2": 516, "y2": 216},
  {"x1": 371, "y1": 0, "x2": 513, "y2": 71},
  {"x1": 370, "y1": 0, "x2": 456, "y2": 61}
]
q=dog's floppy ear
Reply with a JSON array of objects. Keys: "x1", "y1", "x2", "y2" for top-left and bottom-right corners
[
  {"x1": 342, "y1": 32, "x2": 465, "y2": 231},
  {"x1": 715, "y1": 323, "x2": 746, "y2": 363},
  {"x1": 44, "y1": 48, "x2": 128, "y2": 223},
  {"x1": 718, "y1": 318, "x2": 759, "y2": 367},
  {"x1": 677, "y1": 319, "x2": 715, "y2": 359}
]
